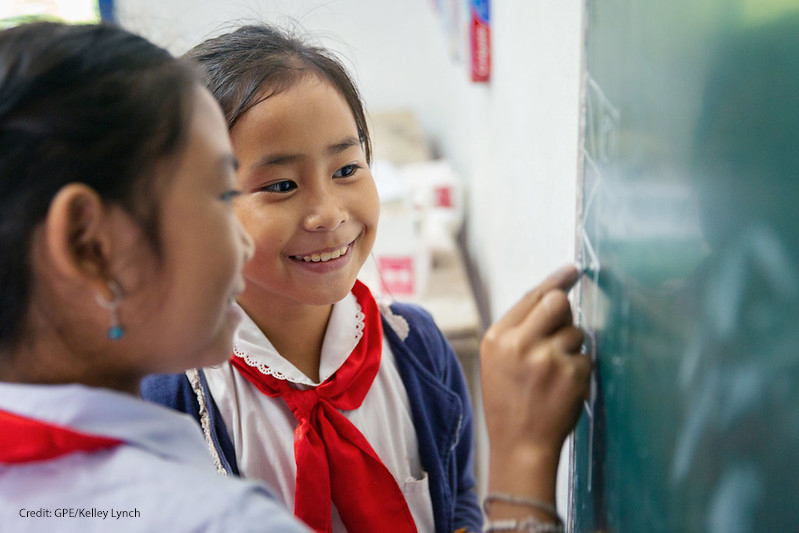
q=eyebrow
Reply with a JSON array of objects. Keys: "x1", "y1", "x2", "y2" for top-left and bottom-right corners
[
  {"x1": 249, "y1": 137, "x2": 361, "y2": 171},
  {"x1": 328, "y1": 137, "x2": 361, "y2": 155}
]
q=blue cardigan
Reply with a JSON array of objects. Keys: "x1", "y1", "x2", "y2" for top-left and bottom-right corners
[{"x1": 141, "y1": 301, "x2": 483, "y2": 533}]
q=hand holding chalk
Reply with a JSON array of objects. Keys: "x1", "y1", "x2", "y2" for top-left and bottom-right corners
[{"x1": 480, "y1": 263, "x2": 593, "y2": 512}]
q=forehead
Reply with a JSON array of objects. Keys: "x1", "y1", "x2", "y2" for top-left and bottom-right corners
[{"x1": 232, "y1": 76, "x2": 358, "y2": 147}]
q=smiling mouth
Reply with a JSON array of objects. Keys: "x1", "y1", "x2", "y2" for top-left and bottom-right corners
[{"x1": 290, "y1": 243, "x2": 351, "y2": 263}]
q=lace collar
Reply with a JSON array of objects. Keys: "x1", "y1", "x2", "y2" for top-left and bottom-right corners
[{"x1": 230, "y1": 292, "x2": 364, "y2": 386}]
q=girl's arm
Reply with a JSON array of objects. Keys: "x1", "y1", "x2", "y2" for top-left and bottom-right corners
[{"x1": 480, "y1": 265, "x2": 592, "y2": 528}]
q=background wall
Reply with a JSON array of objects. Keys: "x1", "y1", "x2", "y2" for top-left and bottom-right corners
[{"x1": 116, "y1": 0, "x2": 585, "y2": 508}]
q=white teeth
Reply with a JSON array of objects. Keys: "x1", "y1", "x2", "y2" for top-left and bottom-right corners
[{"x1": 297, "y1": 245, "x2": 349, "y2": 263}]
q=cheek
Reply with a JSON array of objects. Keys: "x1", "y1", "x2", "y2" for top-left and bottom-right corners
[
  {"x1": 235, "y1": 205, "x2": 286, "y2": 274},
  {"x1": 112, "y1": 233, "x2": 166, "y2": 320},
  {"x1": 359, "y1": 180, "x2": 381, "y2": 232},
  {"x1": 175, "y1": 215, "x2": 241, "y2": 310},
  {"x1": 241, "y1": 244, "x2": 274, "y2": 279},
  {"x1": 234, "y1": 199, "x2": 283, "y2": 242},
  {"x1": 235, "y1": 197, "x2": 298, "y2": 243},
  {"x1": 218, "y1": 226, "x2": 242, "y2": 285}
]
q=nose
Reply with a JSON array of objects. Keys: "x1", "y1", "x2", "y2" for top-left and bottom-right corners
[
  {"x1": 236, "y1": 217, "x2": 255, "y2": 263},
  {"x1": 303, "y1": 185, "x2": 347, "y2": 231}
]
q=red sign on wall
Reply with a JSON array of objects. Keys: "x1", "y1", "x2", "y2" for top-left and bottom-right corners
[
  {"x1": 469, "y1": 0, "x2": 491, "y2": 82},
  {"x1": 377, "y1": 256, "x2": 415, "y2": 295}
]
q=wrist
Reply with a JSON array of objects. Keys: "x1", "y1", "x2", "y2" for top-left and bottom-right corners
[{"x1": 487, "y1": 446, "x2": 559, "y2": 519}]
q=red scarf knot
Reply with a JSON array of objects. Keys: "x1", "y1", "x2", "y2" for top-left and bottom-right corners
[{"x1": 230, "y1": 280, "x2": 417, "y2": 533}]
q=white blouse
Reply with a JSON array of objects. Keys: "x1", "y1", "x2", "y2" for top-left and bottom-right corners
[
  {"x1": 204, "y1": 292, "x2": 435, "y2": 532},
  {"x1": 0, "y1": 383, "x2": 307, "y2": 533}
]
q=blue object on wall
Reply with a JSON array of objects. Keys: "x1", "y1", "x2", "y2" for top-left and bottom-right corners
[{"x1": 98, "y1": 0, "x2": 115, "y2": 22}]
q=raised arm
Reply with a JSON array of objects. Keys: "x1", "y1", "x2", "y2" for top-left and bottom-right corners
[{"x1": 480, "y1": 264, "x2": 592, "y2": 530}]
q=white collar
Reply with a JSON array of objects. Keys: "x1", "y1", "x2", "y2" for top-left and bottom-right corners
[
  {"x1": 0, "y1": 382, "x2": 214, "y2": 468},
  {"x1": 230, "y1": 292, "x2": 364, "y2": 386}
]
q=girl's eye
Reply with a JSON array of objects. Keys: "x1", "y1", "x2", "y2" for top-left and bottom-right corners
[
  {"x1": 333, "y1": 164, "x2": 361, "y2": 179},
  {"x1": 263, "y1": 180, "x2": 297, "y2": 193},
  {"x1": 219, "y1": 189, "x2": 242, "y2": 203}
]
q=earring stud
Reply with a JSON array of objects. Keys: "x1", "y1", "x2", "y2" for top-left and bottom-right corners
[{"x1": 96, "y1": 281, "x2": 125, "y2": 340}]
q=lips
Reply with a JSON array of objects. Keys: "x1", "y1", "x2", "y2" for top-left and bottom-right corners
[{"x1": 289, "y1": 243, "x2": 351, "y2": 263}]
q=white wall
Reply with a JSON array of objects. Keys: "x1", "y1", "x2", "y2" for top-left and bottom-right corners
[{"x1": 116, "y1": 0, "x2": 585, "y2": 512}]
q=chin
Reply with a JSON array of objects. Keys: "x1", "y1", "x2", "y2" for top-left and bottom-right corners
[
  {"x1": 308, "y1": 280, "x2": 357, "y2": 306},
  {"x1": 194, "y1": 327, "x2": 237, "y2": 368}
]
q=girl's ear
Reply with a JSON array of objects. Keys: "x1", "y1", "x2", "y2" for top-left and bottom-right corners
[{"x1": 43, "y1": 184, "x2": 117, "y2": 298}]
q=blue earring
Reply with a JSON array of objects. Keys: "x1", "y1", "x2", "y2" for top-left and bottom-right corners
[{"x1": 96, "y1": 281, "x2": 125, "y2": 340}]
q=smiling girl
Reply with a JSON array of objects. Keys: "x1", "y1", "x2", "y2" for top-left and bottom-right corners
[{"x1": 142, "y1": 24, "x2": 482, "y2": 533}]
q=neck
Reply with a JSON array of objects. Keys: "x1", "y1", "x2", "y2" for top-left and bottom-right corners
[
  {"x1": 237, "y1": 293, "x2": 334, "y2": 383},
  {"x1": 0, "y1": 336, "x2": 142, "y2": 396}
]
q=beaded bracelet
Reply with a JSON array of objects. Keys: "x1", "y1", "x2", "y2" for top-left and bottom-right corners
[
  {"x1": 483, "y1": 516, "x2": 565, "y2": 532},
  {"x1": 482, "y1": 493, "x2": 561, "y2": 522}
]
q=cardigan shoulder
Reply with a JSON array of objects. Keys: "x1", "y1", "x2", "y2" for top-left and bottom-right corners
[{"x1": 380, "y1": 300, "x2": 454, "y2": 379}]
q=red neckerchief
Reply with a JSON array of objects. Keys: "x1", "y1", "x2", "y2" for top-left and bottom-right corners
[
  {"x1": 230, "y1": 280, "x2": 417, "y2": 533},
  {"x1": 0, "y1": 408, "x2": 122, "y2": 464}
]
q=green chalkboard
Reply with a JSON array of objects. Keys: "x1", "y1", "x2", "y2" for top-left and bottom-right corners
[{"x1": 571, "y1": 2, "x2": 799, "y2": 531}]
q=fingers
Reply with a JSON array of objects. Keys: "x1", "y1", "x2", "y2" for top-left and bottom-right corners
[
  {"x1": 492, "y1": 264, "x2": 581, "y2": 331},
  {"x1": 527, "y1": 326, "x2": 590, "y2": 386},
  {"x1": 538, "y1": 329, "x2": 593, "y2": 407},
  {"x1": 517, "y1": 289, "x2": 574, "y2": 347},
  {"x1": 551, "y1": 325, "x2": 585, "y2": 354},
  {"x1": 552, "y1": 326, "x2": 593, "y2": 385},
  {"x1": 568, "y1": 350, "x2": 593, "y2": 402}
]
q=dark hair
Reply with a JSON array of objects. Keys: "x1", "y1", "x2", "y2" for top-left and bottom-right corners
[
  {"x1": 0, "y1": 22, "x2": 200, "y2": 349},
  {"x1": 186, "y1": 24, "x2": 372, "y2": 164}
]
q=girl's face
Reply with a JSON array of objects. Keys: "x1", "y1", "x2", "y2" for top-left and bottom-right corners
[
  {"x1": 131, "y1": 87, "x2": 253, "y2": 373},
  {"x1": 229, "y1": 76, "x2": 379, "y2": 310}
]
